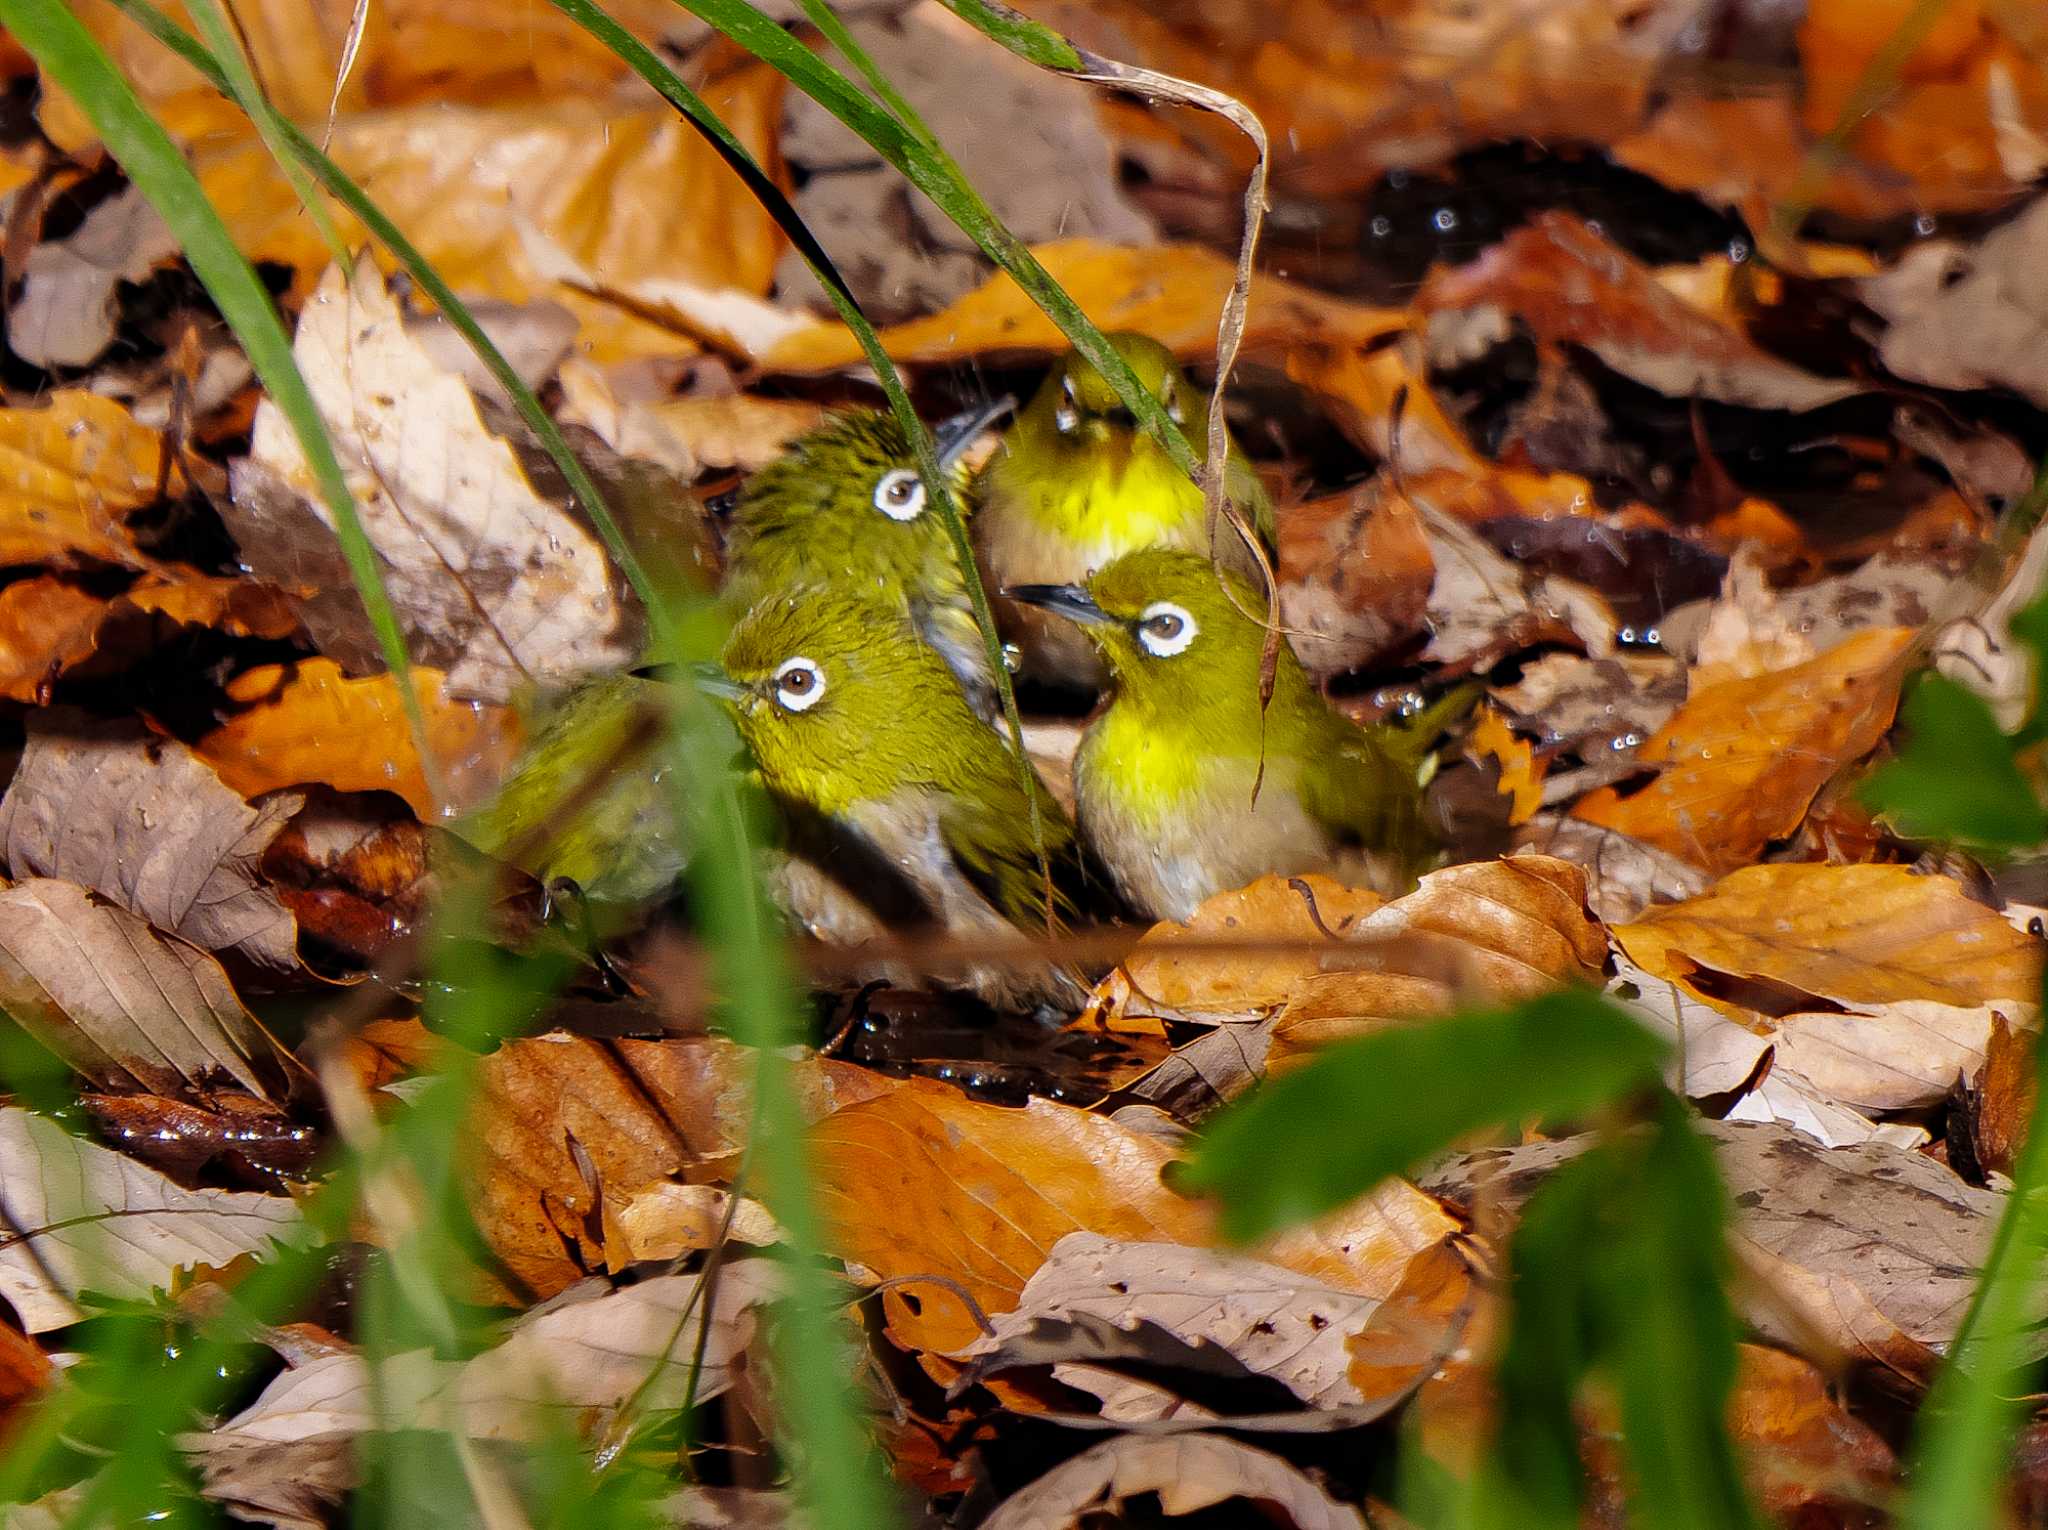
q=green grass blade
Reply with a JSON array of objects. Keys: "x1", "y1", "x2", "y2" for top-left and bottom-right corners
[
  {"x1": 1183, "y1": 991, "x2": 1670, "y2": 1244},
  {"x1": 179, "y1": 0, "x2": 347, "y2": 265},
  {"x1": 1900, "y1": 985, "x2": 2048, "y2": 1530},
  {"x1": 0, "y1": 0, "x2": 439, "y2": 810}
]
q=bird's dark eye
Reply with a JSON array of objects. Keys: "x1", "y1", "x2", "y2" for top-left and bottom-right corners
[
  {"x1": 872, "y1": 469, "x2": 925, "y2": 521},
  {"x1": 1137, "y1": 601, "x2": 1198, "y2": 658},
  {"x1": 773, "y1": 656, "x2": 827, "y2": 712}
]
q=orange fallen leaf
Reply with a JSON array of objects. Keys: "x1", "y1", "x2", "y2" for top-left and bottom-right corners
[
  {"x1": 1469, "y1": 709, "x2": 1544, "y2": 826},
  {"x1": 1729, "y1": 1345, "x2": 1897, "y2": 1515},
  {"x1": 1616, "y1": 864, "x2": 2042, "y2": 1110},
  {"x1": 1970, "y1": 1014, "x2": 2036, "y2": 1179},
  {"x1": 0, "y1": 573, "x2": 300, "y2": 705},
  {"x1": 811, "y1": 1076, "x2": 1455, "y2": 1356},
  {"x1": 762, "y1": 239, "x2": 1400, "y2": 373},
  {"x1": 1572, "y1": 626, "x2": 1915, "y2": 874},
  {"x1": 470, "y1": 1033, "x2": 894, "y2": 1298},
  {"x1": 0, "y1": 391, "x2": 162, "y2": 569},
  {"x1": 196, "y1": 659, "x2": 522, "y2": 821}
]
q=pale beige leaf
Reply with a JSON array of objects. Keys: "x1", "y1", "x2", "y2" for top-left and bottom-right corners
[
  {"x1": 230, "y1": 258, "x2": 637, "y2": 703},
  {"x1": 1421, "y1": 506, "x2": 1618, "y2": 666},
  {"x1": 980, "y1": 1434, "x2": 1366, "y2": 1529},
  {"x1": 601, "y1": 1183, "x2": 783, "y2": 1269},
  {"x1": 0, "y1": 713, "x2": 301, "y2": 971},
  {"x1": 968, "y1": 1232, "x2": 1387, "y2": 1420},
  {"x1": 0, "y1": 1105, "x2": 304, "y2": 1333},
  {"x1": 0, "y1": 879, "x2": 290, "y2": 1101},
  {"x1": 7, "y1": 186, "x2": 179, "y2": 369}
]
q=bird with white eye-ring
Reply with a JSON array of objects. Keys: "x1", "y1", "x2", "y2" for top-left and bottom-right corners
[
  {"x1": 773, "y1": 656, "x2": 827, "y2": 712},
  {"x1": 871, "y1": 468, "x2": 926, "y2": 521},
  {"x1": 1137, "y1": 600, "x2": 1197, "y2": 658}
]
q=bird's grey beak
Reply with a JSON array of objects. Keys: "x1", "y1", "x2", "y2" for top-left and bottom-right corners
[
  {"x1": 1005, "y1": 584, "x2": 1109, "y2": 626},
  {"x1": 933, "y1": 396, "x2": 1015, "y2": 469},
  {"x1": 691, "y1": 661, "x2": 747, "y2": 702}
]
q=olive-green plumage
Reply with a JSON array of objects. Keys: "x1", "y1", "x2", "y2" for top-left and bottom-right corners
[
  {"x1": 1012, "y1": 548, "x2": 1446, "y2": 923},
  {"x1": 977, "y1": 333, "x2": 1274, "y2": 688},
  {"x1": 722, "y1": 408, "x2": 999, "y2": 719},
  {"x1": 717, "y1": 590, "x2": 1089, "y2": 1011},
  {"x1": 451, "y1": 673, "x2": 686, "y2": 908}
]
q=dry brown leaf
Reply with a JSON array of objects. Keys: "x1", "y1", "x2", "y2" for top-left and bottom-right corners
[
  {"x1": 1509, "y1": 814, "x2": 1710, "y2": 926},
  {"x1": 979, "y1": 1433, "x2": 1365, "y2": 1530},
  {"x1": 1419, "y1": 505, "x2": 1618, "y2": 667},
  {"x1": 0, "y1": 391, "x2": 162, "y2": 569},
  {"x1": 1801, "y1": 0, "x2": 2048, "y2": 211},
  {"x1": 762, "y1": 239, "x2": 1399, "y2": 372},
  {"x1": 1269, "y1": 856, "x2": 1607, "y2": 1066},
  {"x1": 0, "y1": 879, "x2": 293, "y2": 1103},
  {"x1": 229, "y1": 259, "x2": 640, "y2": 703},
  {"x1": 1571, "y1": 626, "x2": 1915, "y2": 873},
  {"x1": 1969, "y1": 1014, "x2": 2035, "y2": 1179},
  {"x1": 469, "y1": 1033, "x2": 891, "y2": 1297},
  {"x1": 1344, "y1": 1237, "x2": 1481, "y2": 1408},
  {"x1": 811, "y1": 1077, "x2": 1454, "y2": 1357},
  {"x1": 0, "y1": 713, "x2": 302, "y2": 971},
  {"x1": 1276, "y1": 480, "x2": 1435, "y2": 679},
  {"x1": 967, "y1": 1230, "x2": 1397, "y2": 1420},
  {"x1": 1418, "y1": 214, "x2": 1861, "y2": 412},
  {"x1": 1617, "y1": 864, "x2": 2043, "y2": 1111},
  {"x1": 197, "y1": 660, "x2": 520, "y2": 823},
  {"x1": 1422, "y1": 1119, "x2": 1995, "y2": 1376},
  {"x1": 187, "y1": 1261, "x2": 779, "y2": 1525},
  {"x1": 1094, "y1": 873, "x2": 1387, "y2": 1023},
  {"x1": 0, "y1": 1104, "x2": 304, "y2": 1333},
  {"x1": 600, "y1": 1183, "x2": 782, "y2": 1269},
  {"x1": 7, "y1": 186, "x2": 179, "y2": 369}
]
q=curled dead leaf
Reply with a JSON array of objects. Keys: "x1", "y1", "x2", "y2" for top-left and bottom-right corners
[
  {"x1": 1269, "y1": 855, "x2": 1607, "y2": 1067},
  {"x1": 978, "y1": 1433, "x2": 1365, "y2": 1530},
  {"x1": 1616, "y1": 863, "x2": 2043, "y2": 1111}
]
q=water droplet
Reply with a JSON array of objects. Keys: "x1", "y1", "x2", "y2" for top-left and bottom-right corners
[
  {"x1": 1369, "y1": 215, "x2": 1392, "y2": 238},
  {"x1": 1432, "y1": 206, "x2": 1459, "y2": 233}
]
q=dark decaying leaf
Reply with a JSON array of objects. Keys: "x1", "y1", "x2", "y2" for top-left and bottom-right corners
[
  {"x1": 977, "y1": 1433, "x2": 1367, "y2": 1529},
  {"x1": 0, "y1": 878, "x2": 295, "y2": 1102},
  {"x1": 0, "y1": 712, "x2": 303, "y2": 971}
]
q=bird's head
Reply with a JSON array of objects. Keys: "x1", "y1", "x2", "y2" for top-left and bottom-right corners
[
  {"x1": 725, "y1": 402, "x2": 1003, "y2": 574},
  {"x1": 709, "y1": 590, "x2": 978, "y2": 813},
  {"x1": 1006, "y1": 547, "x2": 1266, "y2": 708}
]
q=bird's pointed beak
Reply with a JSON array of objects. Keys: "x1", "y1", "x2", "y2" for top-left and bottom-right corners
[
  {"x1": 933, "y1": 396, "x2": 1015, "y2": 469},
  {"x1": 691, "y1": 661, "x2": 747, "y2": 702},
  {"x1": 1005, "y1": 583, "x2": 1110, "y2": 626}
]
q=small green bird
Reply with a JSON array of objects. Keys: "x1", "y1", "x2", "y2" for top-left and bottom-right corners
[
  {"x1": 976, "y1": 333, "x2": 1274, "y2": 690},
  {"x1": 451, "y1": 672, "x2": 687, "y2": 911},
  {"x1": 722, "y1": 402, "x2": 1007, "y2": 720},
  {"x1": 1008, "y1": 548, "x2": 1451, "y2": 924},
  {"x1": 708, "y1": 589, "x2": 1090, "y2": 1012}
]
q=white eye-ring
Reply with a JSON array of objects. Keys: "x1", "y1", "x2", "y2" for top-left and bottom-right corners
[
  {"x1": 1162, "y1": 384, "x2": 1186, "y2": 426},
  {"x1": 774, "y1": 656, "x2": 827, "y2": 712},
  {"x1": 1054, "y1": 373, "x2": 1081, "y2": 435},
  {"x1": 1137, "y1": 601, "x2": 1197, "y2": 658},
  {"x1": 872, "y1": 468, "x2": 925, "y2": 521}
]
